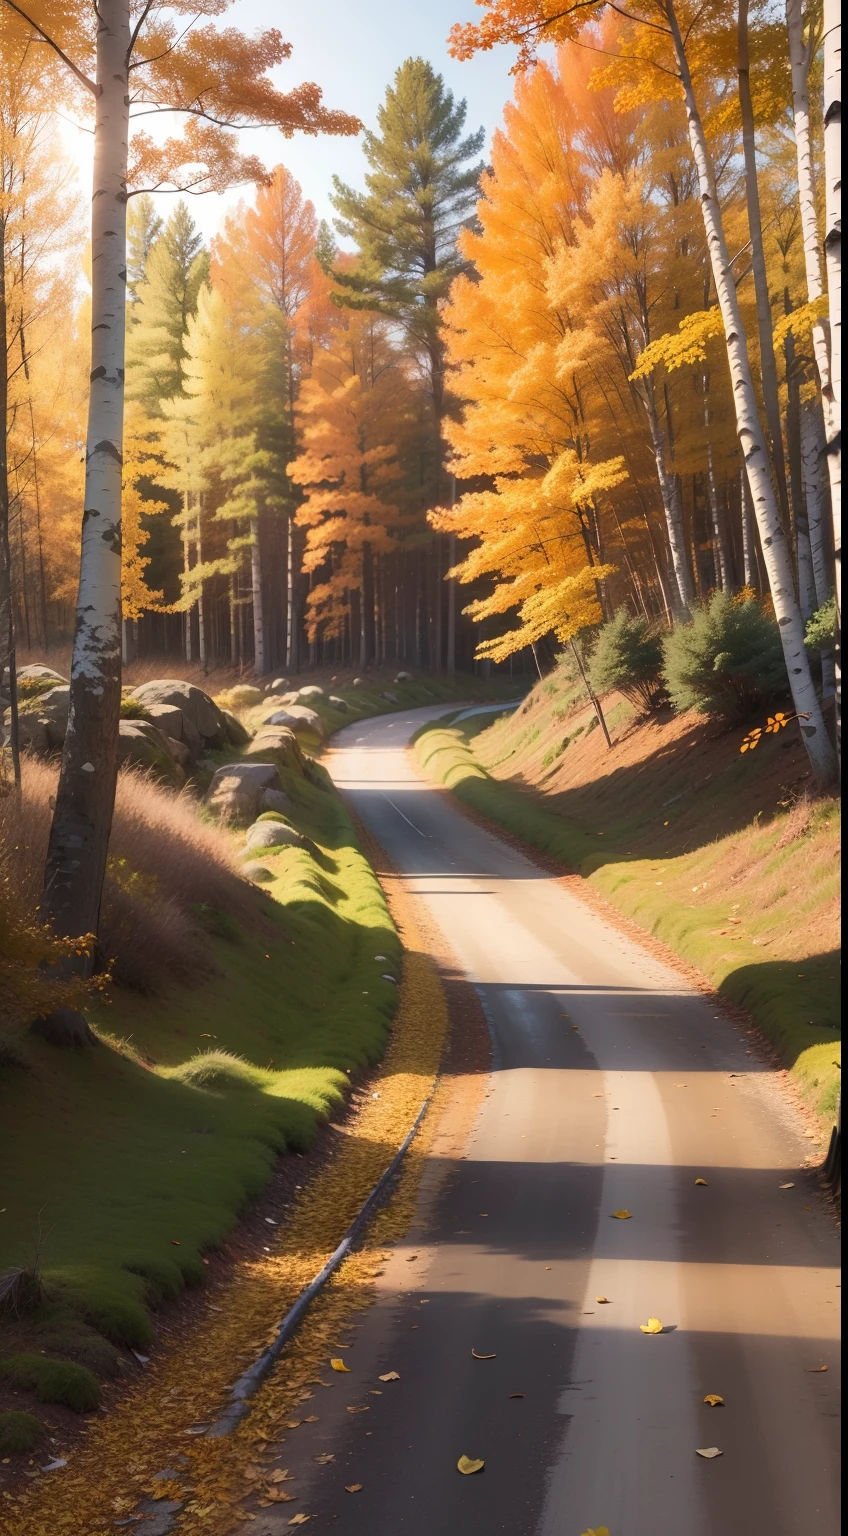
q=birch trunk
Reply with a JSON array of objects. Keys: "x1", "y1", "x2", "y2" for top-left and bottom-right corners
[
  {"x1": 802, "y1": 397, "x2": 836, "y2": 696},
  {"x1": 0, "y1": 215, "x2": 21, "y2": 791},
  {"x1": 643, "y1": 380, "x2": 693, "y2": 612},
  {"x1": 740, "y1": 467, "x2": 756, "y2": 588},
  {"x1": 250, "y1": 517, "x2": 265, "y2": 677},
  {"x1": 703, "y1": 378, "x2": 730, "y2": 589},
  {"x1": 822, "y1": 0, "x2": 841, "y2": 756},
  {"x1": 666, "y1": 0, "x2": 837, "y2": 786},
  {"x1": 40, "y1": 2, "x2": 130, "y2": 1013},
  {"x1": 196, "y1": 503, "x2": 206, "y2": 670},
  {"x1": 182, "y1": 526, "x2": 192, "y2": 662}
]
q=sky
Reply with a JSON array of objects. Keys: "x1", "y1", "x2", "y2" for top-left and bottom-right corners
[{"x1": 61, "y1": 0, "x2": 525, "y2": 242}]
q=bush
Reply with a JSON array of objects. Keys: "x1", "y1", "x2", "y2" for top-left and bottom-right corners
[
  {"x1": 804, "y1": 596, "x2": 836, "y2": 652},
  {"x1": 0, "y1": 1409, "x2": 46, "y2": 1454},
  {"x1": 119, "y1": 696, "x2": 152, "y2": 721},
  {"x1": 663, "y1": 592, "x2": 787, "y2": 722},
  {"x1": 0, "y1": 1354, "x2": 102, "y2": 1412},
  {"x1": 589, "y1": 611, "x2": 665, "y2": 714}
]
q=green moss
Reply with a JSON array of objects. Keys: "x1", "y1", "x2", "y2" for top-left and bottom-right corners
[
  {"x1": 0, "y1": 1355, "x2": 101, "y2": 1413},
  {"x1": 0, "y1": 1410, "x2": 46, "y2": 1454}
]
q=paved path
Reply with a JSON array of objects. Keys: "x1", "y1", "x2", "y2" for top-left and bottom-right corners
[{"x1": 258, "y1": 705, "x2": 841, "y2": 1536}]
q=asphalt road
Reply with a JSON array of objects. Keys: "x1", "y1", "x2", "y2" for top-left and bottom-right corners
[{"x1": 256, "y1": 705, "x2": 841, "y2": 1536}]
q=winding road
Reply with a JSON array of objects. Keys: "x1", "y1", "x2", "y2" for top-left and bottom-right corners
[{"x1": 259, "y1": 705, "x2": 841, "y2": 1535}]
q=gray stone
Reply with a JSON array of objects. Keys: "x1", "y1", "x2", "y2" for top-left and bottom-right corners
[
  {"x1": 328, "y1": 695, "x2": 348, "y2": 711},
  {"x1": 259, "y1": 787, "x2": 293, "y2": 814},
  {"x1": 144, "y1": 703, "x2": 203, "y2": 760},
  {"x1": 205, "y1": 761, "x2": 281, "y2": 826},
  {"x1": 17, "y1": 664, "x2": 67, "y2": 683},
  {"x1": 263, "y1": 706, "x2": 323, "y2": 739},
  {"x1": 166, "y1": 735, "x2": 192, "y2": 772},
  {"x1": 297, "y1": 684, "x2": 324, "y2": 700},
  {"x1": 242, "y1": 862, "x2": 275, "y2": 883},
  {"x1": 395, "y1": 671, "x2": 413, "y2": 682},
  {"x1": 13, "y1": 684, "x2": 71, "y2": 749},
  {"x1": 246, "y1": 725, "x2": 306, "y2": 774},
  {"x1": 16, "y1": 713, "x2": 51, "y2": 753},
  {"x1": 117, "y1": 720, "x2": 182, "y2": 782},
  {"x1": 265, "y1": 676, "x2": 289, "y2": 693},
  {"x1": 352, "y1": 677, "x2": 364, "y2": 686},
  {"x1": 130, "y1": 680, "x2": 228, "y2": 747},
  {"x1": 245, "y1": 820, "x2": 306, "y2": 851},
  {"x1": 221, "y1": 709, "x2": 250, "y2": 747},
  {"x1": 381, "y1": 690, "x2": 399, "y2": 704}
]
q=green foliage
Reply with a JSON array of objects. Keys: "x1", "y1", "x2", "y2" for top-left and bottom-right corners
[
  {"x1": 804, "y1": 596, "x2": 836, "y2": 652},
  {"x1": 255, "y1": 810, "x2": 291, "y2": 824},
  {"x1": 16, "y1": 677, "x2": 56, "y2": 704},
  {"x1": 0, "y1": 1410, "x2": 46, "y2": 1454},
  {"x1": 663, "y1": 592, "x2": 787, "y2": 721},
  {"x1": 0, "y1": 1354, "x2": 101, "y2": 1413},
  {"x1": 589, "y1": 610, "x2": 666, "y2": 714},
  {"x1": 119, "y1": 697, "x2": 152, "y2": 721},
  {"x1": 125, "y1": 200, "x2": 208, "y2": 416}
]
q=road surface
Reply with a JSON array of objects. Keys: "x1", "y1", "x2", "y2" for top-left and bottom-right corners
[{"x1": 259, "y1": 705, "x2": 841, "y2": 1535}]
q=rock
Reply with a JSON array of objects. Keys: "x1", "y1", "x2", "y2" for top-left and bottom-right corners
[
  {"x1": 244, "y1": 820, "x2": 307, "y2": 851},
  {"x1": 381, "y1": 690, "x2": 399, "y2": 704},
  {"x1": 352, "y1": 677, "x2": 364, "y2": 686},
  {"x1": 243, "y1": 862, "x2": 275, "y2": 883},
  {"x1": 205, "y1": 761, "x2": 281, "y2": 826},
  {"x1": 145, "y1": 704, "x2": 203, "y2": 760},
  {"x1": 259, "y1": 787, "x2": 293, "y2": 814},
  {"x1": 297, "y1": 685, "x2": 324, "y2": 700},
  {"x1": 245, "y1": 725, "x2": 306, "y2": 774},
  {"x1": 129, "y1": 680, "x2": 228, "y2": 748},
  {"x1": 117, "y1": 720, "x2": 182, "y2": 783},
  {"x1": 221, "y1": 709, "x2": 250, "y2": 747},
  {"x1": 265, "y1": 677, "x2": 289, "y2": 693},
  {"x1": 15, "y1": 684, "x2": 71, "y2": 748},
  {"x1": 394, "y1": 671, "x2": 413, "y2": 682},
  {"x1": 328, "y1": 695, "x2": 348, "y2": 711},
  {"x1": 17, "y1": 664, "x2": 67, "y2": 683},
  {"x1": 165, "y1": 735, "x2": 192, "y2": 772},
  {"x1": 263, "y1": 706, "x2": 324, "y2": 739},
  {"x1": 16, "y1": 713, "x2": 51, "y2": 753}
]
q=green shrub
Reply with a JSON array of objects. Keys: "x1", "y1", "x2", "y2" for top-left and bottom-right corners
[
  {"x1": 0, "y1": 1354, "x2": 102, "y2": 1412},
  {"x1": 119, "y1": 697, "x2": 152, "y2": 721},
  {"x1": 663, "y1": 592, "x2": 787, "y2": 722},
  {"x1": 589, "y1": 611, "x2": 665, "y2": 714},
  {"x1": 804, "y1": 596, "x2": 836, "y2": 652},
  {"x1": 0, "y1": 1410, "x2": 46, "y2": 1453},
  {"x1": 16, "y1": 677, "x2": 56, "y2": 704}
]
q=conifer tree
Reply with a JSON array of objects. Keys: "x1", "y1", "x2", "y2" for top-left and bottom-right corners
[
  {"x1": 126, "y1": 193, "x2": 162, "y2": 305},
  {"x1": 126, "y1": 202, "x2": 208, "y2": 415}
]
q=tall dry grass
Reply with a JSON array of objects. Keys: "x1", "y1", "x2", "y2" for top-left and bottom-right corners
[{"x1": 0, "y1": 760, "x2": 253, "y2": 996}]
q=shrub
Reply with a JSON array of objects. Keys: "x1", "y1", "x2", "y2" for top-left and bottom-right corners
[
  {"x1": 0, "y1": 1410, "x2": 46, "y2": 1454},
  {"x1": 16, "y1": 677, "x2": 56, "y2": 705},
  {"x1": 589, "y1": 611, "x2": 666, "y2": 714},
  {"x1": 119, "y1": 696, "x2": 152, "y2": 721},
  {"x1": 215, "y1": 685, "x2": 262, "y2": 714},
  {"x1": 663, "y1": 591, "x2": 787, "y2": 722},
  {"x1": 0, "y1": 1354, "x2": 101, "y2": 1412},
  {"x1": 804, "y1": 596, "x2": 836, "y2": 652}
]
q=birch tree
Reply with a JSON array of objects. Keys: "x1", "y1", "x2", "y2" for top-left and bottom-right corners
[
  {"x1": 450, "y1": 0, "x2": 838, "y2": 788},
  {"x1": 821, "y1": 0, "x2": 841, "y2": 755},
  {"x1": 0, "y1": 0, "x2": 359, "y2": 1043}
]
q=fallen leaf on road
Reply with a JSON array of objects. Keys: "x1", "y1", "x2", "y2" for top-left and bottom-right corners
[
  {"x1": 471, "y1": 1349, "x2": 496, "y2": 1359},
  {"x1": 639, "y1": 1317, "x2": 664, "y2": 1334},
  {"x1": 270, "y1": 1470, "x2": 295, "y2": 1483},
  {"x1": 778, "y1": 1183, "x2": 794, "y2": 1190},
  {"x1": 330, "y1": 1358, "x2": 351, "y2": 1372},
  {"x1": 303, "y1": 1416, "x2": 319, "y2": 1423},
  {"x1": 346, "y1": 1405, "x2": 369, "y2": 1414},
  {"x1": 457, "y1": 1456, "x2": 485, "y2": 1475},
  {"x1": 345, "y1": 1484, "x2": 363, "y2": 1493},
  {"x1": 509, "y1": 1393, "x2": 525, "y2": 1399},
  {"x1": 595, "y1": 1296, "x2": 609, "y2": 1304},
  {"x1": 284, "y1": 1421, "x2": 302, "y2": 1430},
  {"x1": 170, "y1": 1240, "x2": 181, "y2": 1246},
  {"x1": 287, "y1": 1518, "x2": 311, "y2": 1528},
  {"x1": 695, "y1": 1447, "x2": 722, "y2": 1459},
  {"x1": 378, "y1": 1371, "x2": 400, "y2": 1382},
  {"x1": 406, "y1": 1254, "x2": 418, "y2": 1261},
  {"x1": 806, "y1": 1366, "x2": 828, "y2": 1372},
  {"x1": 314, "y1": 1454, "x2": 334, "y2": 1464},
  {"x1": 695, "y1": 1178, "x2": 708, "y2": 1186},
  {"x1": 580, "y1": 1528, "x2": 611, "y2": 1536},
  {"x1": 612, "y1": 1210, "x2": 632, "y2": 1219},
  {"x1": 265, "y1": 1489, "x2": 296, "y2": 1504},
  {"x1": 703, "y1": 1395, "x2": 724, "y2": 1407}
]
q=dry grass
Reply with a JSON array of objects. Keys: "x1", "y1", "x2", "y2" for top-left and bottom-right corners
[{"x1": 0, "y1": 759, "x2": 252, "y2": 999}]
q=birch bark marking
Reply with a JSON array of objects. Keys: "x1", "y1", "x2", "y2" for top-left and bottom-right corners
[
  {"x1": 250, "y1": 517, "x2": 265, "y2": 676},
  {"x1": 41, "y1": 0, "x2": 130, "y2": 946},
  {"x1": 664, "y1": 0, "x2": 836, "y2": 786},
  {"x1": 822, "y1": 0, "x2": 841, "y2": 759}
]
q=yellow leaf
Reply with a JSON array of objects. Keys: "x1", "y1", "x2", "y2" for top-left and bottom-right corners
[
  {"x1": 580, "y1": 1528, "x2": 611, "y2": 1536},
  {"x1": 345, "y1": 1484, "x2": 363, "y2": 1493},
  {"x1": 639, "y1": 1317, "x2": 663, "y2": 1334},
  {"x1": 457, "y1": 1455, "x2": 485, "y2": 1475},
  {"x1": 806, "y1": 1365, "x2": 828, "y2": 1372},
  {"x1": 330, "y1": 1358, "x2": 351, "y2": 1372},
  {"x1": 471, "y1": 1349, "x2": 497, "y2": 1359},
  {"x1": 265, "y1": 1489, "x2": 296, "y2": 1504},
  {"x1": 695, "y1": 1447, "x2": 723, "y2": 1459},
  {"x1": 595, "y1": 1296, "x2": 609, "y2": 1304},
  {"x1": 611, "y1": 1210, "x2": 631, "y2": 1219},
  {"x1": 703, "y1": 1394, "x2": 724, "y2": 1407},
  {"x1": 270, "y1": 1470, "x2": 295, "y2": 1483},
  {"x1": 778, "y1": 1183, "x2": 794, "y2": 1190},
  {"x1": 288, "y1": 1517, "x2": 311, "y2": 1528},
  {"x1": 695, "y1": 1178, "x2": 708, "y2": 1186},
  {"x1": 378, "y1": 1371, "x2": 400, "y2": 1381}
]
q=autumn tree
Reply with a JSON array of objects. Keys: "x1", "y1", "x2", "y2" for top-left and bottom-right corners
[{"x1": 0, "y1": 0, "x2": 360, "y2": 1043}]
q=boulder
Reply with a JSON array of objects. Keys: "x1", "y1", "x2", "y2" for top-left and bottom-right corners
[
  {"x1": 245, "y1": 725, "x2": 306, "y2": 774},
  {"x1": 129, "y1": 680, "x2": 228, "y2": 748},
  {"x1": 395, "y1": 671, "x2": 413, "y2": 682},
  {"x1": 18, "y1": 664, "x2": 67, "y2": 684},
  {"x1": 166, "y1": 735, "x2": 192, "y2": 772},
  {"x1": 243, "y1": 862, "x2": 275, "y2": 884},
  {"x1": 382, "y1": 690, "x2": 399, "y2": 704},
  {"x1": 244, "y1": 820, "x2": 307, "y2": 851},
  {"x1": 328, "y1": 695, "x2": 348, "y2": 712},
  {"x1": 205, "y1": 761, "x2": 281, "y2": 826},
  {"x1": 352, "y1": 677, "x2": 364, "y2": 687},
  {"x1": 265, "y1": 677, "x2": 290, "y2": 694},
  {"x1": 15, "y1": 713, "x2": 51, "y2": 754},
  {"x1": 17, "y1": 684, "x2": 71, "y2": 748},
  {"x1": 145, "y1": 703, "x2": 203, "y2": 760},
  {"x1": 263, "y1": 706, "x2": 324, "y2": 739},
  {"x1": 260, "y1": 787, "x2": 293, "y2": 814},
  {"x1": 221, "y1": 709, "x2": 250, "y2": 747},
  {"x1": 297, "y1": 685, "x2": 324, "y2": 700},
  {"x1": 117, "y1": 720, "x2": 182, "y2": 782}
]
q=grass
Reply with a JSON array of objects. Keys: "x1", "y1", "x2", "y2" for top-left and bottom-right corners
[
  {"x1": 0, "y1": 1411, "x2": 46, "y2": 1454},
  {"x1": 0, "y1": 1357, "x2": 101, "y2": 1414},
  {"x1": 414, "y1": 684, "x2": 840, "y2": 1127}
]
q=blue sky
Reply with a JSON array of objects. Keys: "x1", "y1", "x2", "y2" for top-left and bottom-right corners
[{"x1": 64, "y1": 0, "x2": 524, "y2": 241}]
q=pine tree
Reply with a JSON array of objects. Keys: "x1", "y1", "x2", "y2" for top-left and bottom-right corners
[
  {"x1": 126, "y1": 193, "x2": 162, "y2": 305},
  {"x1": 125, "y1": 201, "x2": 208, "y2": 415}
]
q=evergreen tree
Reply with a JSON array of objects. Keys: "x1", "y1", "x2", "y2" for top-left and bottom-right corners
[
  {"x1": 125, "y1": 201, "x2": 209, "y2": 415},
  {"x1": 330, "y1": 58, "x2": 484, "y2": 422}
]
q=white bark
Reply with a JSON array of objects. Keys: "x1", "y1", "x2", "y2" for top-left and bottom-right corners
[
  {"x1": 42, "y1": 1, "x2": 130, "y2": 937},
  {"x1": 643, "y1": 380, "x2": 693, "y2": 612},
  {"x1": 196, "y1": 499, "x2": 206, "y2": 669},
  {"x1": 787, "y1": 0, "x2": 837, "y2": 431},
  {"x1": 704, "y1": 378, "x2": 730, "y2": 588},
  {"x1": 823, "y1": 0, "x2": 841, "y2": 748},
  {"x1": 250, "y1": 516, "x2": 265, "y2": 677},
  {"x1": 801, "y1": 398, "x2": 833, "y2": 608},
  {"x1": 666, "y1": 0, "x2": 837, "y2": 785},
  {"x1": 740, "y1": 467, "x2": 757, "y2": 588},
  {"x1": 182, "y1": 527, "x2": 192, "y2": 661}
]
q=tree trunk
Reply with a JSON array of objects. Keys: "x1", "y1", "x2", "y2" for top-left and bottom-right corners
[
  {"x1": 643, "y1": 380, "x2": 693, "y2": 612},
  {"x1": 196, "y1": 507, "x2": 206, "y2": 671},
  {"x1": 569, "y1": 637, "x2": 611, "y2": 748},
  {"x1": 738, "y1": 0, "x2": 792, "y2": 531},
  {"x1": 802, "y1": 398, "x2": 836, "y2": 695},
  {"x1": 822, "y1": 0, "x2": 841, "y2": 759},
  {"x1": 250, "y1": 517, "x2": 265, "y2": 677},
  {"x1": 703, "y1": 378, "x2": 730, "y2": 589},
  {"x1": 40, "y1": 2, "x2": 130, "y2": 1025},
  {"x1": 0, "y1": 219, "x2": 21, "y2": 791},
  {"x1": 740, "y1": 467, "x2": 756, "y2": 588},
  {"x1": 666, "y1": 0, "x2": 837, "y2": 786},
  {"x1": 286, "y1": 514, "x2": 298, "y2": 671}
]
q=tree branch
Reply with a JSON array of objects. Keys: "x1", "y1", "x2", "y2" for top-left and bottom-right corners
[{"x1": 0, "y1": 0, "x2": 96, "y2": 94}]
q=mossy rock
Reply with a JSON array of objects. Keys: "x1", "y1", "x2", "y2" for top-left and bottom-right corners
[
  {"x1": 119, "y1": 697, "x2": 153, "y2": 721},
  {"x1": 0, "y1": 1410, "x2": 46, "y2": 1454},
  {"x1": 255, "y1": 810, "x2": 292, "y2": 825},
  {"x1": 0, "y1": 1353, "x2": 102, "y2": 1412}
]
